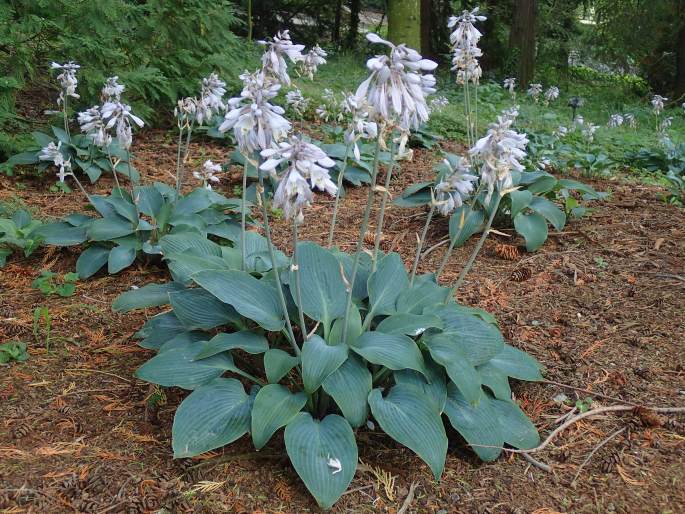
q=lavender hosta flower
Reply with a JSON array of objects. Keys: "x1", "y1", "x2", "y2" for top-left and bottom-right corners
[
  {"x1": 219, "y1": 70, "x2": 291, "y2": 153},
  {"x1": 623, "y1": 113, "x2": 637, "y2": 128},
  {"x1": 341, "y1": 94, "x2": 377, "y2": 161},
  {"x1": 286, "y1": 89, "x2": 309, "y2": 117},
  {"x1": 434, "y1": 158, "x2": 477, "y2": 216},
  {"x1": 100, "y1": 101, "x2": 144, "y2": 150},
  {"x1": 196, "y1": 73, "x2": 227, "y2": 124},
  {"x1": 429, "y1": 95, "x2": 449, "y2": 113},
  {"x1": 651, "y1": 95, "x2": 667, "y2": 115},
  {"x1": 447, "y1": 7, "x2": 486, "y2": 47},
  {"x1": 50, "y1": 62, "x2": 80, "y2": 105},
  {"x1": 469, "y1": 111, "x2": 528, "y2": 204},
  {"x1": 659, "y1": 116, "x2": 673, "y2": 133},
  {"x1": 501, "y1": 105, "x2": 520, "y2": 122},
  {"x1": 175, "y1": 97, "x2": 197, "y2": 123},
  {"x1": 607, "y1": 113, "x2": 624, "y2": 128},
  {"x1": 554, "y1": 125, "x2": 569, "y2": 138},
  {"x1": 527, "y1": 83, "x2": 543, "y2": 102},
  {"x1": 78, "y1": 106, "x2": 111, "y2": 147},
  {"x1": 356, "y1": 33, "x2": 437, "y2": 130},
  {"x1": 448, "y1": 8, "x2": 485, "y2": 85},
  {"x1": 503, "y1": 77, "x2": 516, "y2": 95},
  {"x1": 260, "y1": 136, "x2": 337, "y2": 222},
  {"x1": 193, "y1": 160, "x2": 222, "y2": 190},
  {"x1": 582, "y1": 123, "x2": 599, "y2": 142},
  {"x1": 38, "y1": 141, "x2": 72, "y2": 181},
  {"x1": 259, "y1": 30, "x2": 305, "y2": 86},
  {"x1": 101, "y1": 76, "x2": 125, "y2": 102},
  {"x1": 300, "y1": 45, "x2": 327, "y2": 80},
  {"x1": 544, "y1": 86, "x2": 559, "y2": 103}
]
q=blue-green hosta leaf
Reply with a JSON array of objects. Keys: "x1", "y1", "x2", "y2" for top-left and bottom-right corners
[
  {"x1": 285, "y1": 413, "x2": 357, "y2": 509},
  {"x1": 134, "y1": 312, "x2": 186, "y2": 350},
  {"x1": 207, "y1": 220, "x2": 241, "y2": 241},
  {"x1": 7, "y1": 150, "x2": 40, "y2": 166},
  {"x1": 264, "y1": 349, "x2": 300, "y2": 383},
  {"x1": 483, "y1": 344, "x2": 544, "y2": 381},
  {"x1": 448, "y1": 205, "x2": 484, "y2": 248},
  {"x1": 172, "y1": 378, "x2": 255, "y2": 458},
  {"x1": 76, "y1": 245, "x2": 110, "y2": 279},
  {"x1": 87, "y1": 217, "x2": 135, "y2": 241},
  {"x1": 251, "y1": 384, "x2": 306, "y2": 450},
  {"x1": 63, "y1": 213, "x2": 93, "y2": 227},
  {"x1": 239, "y1": 232, "x2": 289, "y2": 272},
  {"x1": 112, "y1": 282, "x2": 185, "y2": 312},
  {"x1": 509, "y1": 190, "x2": 533, "y2": 218},
  {"x1": 393, "y1": 356, "x2": 447, "y2": 413},
  {"x1": 158, "y1": 331, "x2": 208, "y2": 353},
  {"x1": 332, "y1": 250, "x2": 372, "y2": 301},
  {"x1": 433, "y1": 305, "x2": 504, "y2": 365},
  {"x1": 90, "y1": 195, "x2": 118, "y2": 217},
  {"x1": 291, "y1": 242, "x2": 347, "y2": 329},
  {"x1": 169, "y1": 213, "x2": 207, "y2": 232},
  {"x1": 166, "y1": 253, "x2": 229, "y2": 285},
  {"x1": 105, "y1": 197, "x2": 138, "y2": 223},
  {"x1": 395, "y1": 281, "x2": 450, "y2": 315},
  {"x1": 33, "y1": 222, "x2": 87, "y2": 246},
  {"x1": 476, "y1": 363, "x2": 511, "y2": 400},
  {"x1": 160, "y1": 233, "x2": 222, "y2": 257},
  {"x1": 529, "y1": 196, "x2": 566, "y2": 231},
  {"x1": 393, "y1": 181, "x2": 432, "y2": 208},
  {"x1": 169, "y1": 288, "x2": 241, "y2": 330},
  {"x1": 492, "y1": 398, "x2": 540, "y2": 449},
  {"x1": 108, "y1": 245, "x2": 137, "y2": 274},
  {"x1": 329, "y1": 303, "x2": 362, "y2": 345},
  {"x1": 192, "y1": 270, "x2": 285, "y2": 331},
  {"x1": 525, "y1": 174, "x2": 558, "y2": 194},
  {"x1": 368, "y1": 385, "x2": 447, "y2": 480},
  {"x1": 367, "y1": 253, "x2": 409, "y2": 317},
  {"x1": 136, "y1": 339, "x2": 238, "y2": 390},
  {"x1": 134, "y1": 185, "x2": 164, "y2": 217},
  {"x1": 350, "y1": 332, "x2": 426, "y2": 376},
  {"x1": 376, "y1": 313, "x2": 443, "y2": 337},
  {"x1": 422, "y1": 334, "x2": 482, "y2": 404},
  {"x1": 193, "y1": 331, "x2": 268, "y2": 360},
  {"x1": 514, "y1": 212, "x2": 548, "y2": 251},
  {"x1": 301, "y1": 335, "x2": 348, "y2": 394},
  {"x1": 322, "y1": 355, "x2": 371, "y2": 428}
]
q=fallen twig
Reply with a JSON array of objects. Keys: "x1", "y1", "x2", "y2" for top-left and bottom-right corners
[
  {"x1": 571, "y1": 426, "x2": 627, "y2": 485},
  {"x1": 65, "y1": 368, "x2": 131, "y2": 383},
  {"x1": 397, "y1": 481, "x2": 418, "y2": 514},
  {"x1": 522, "y1": 452, "x2": 552, "y2": 472}
]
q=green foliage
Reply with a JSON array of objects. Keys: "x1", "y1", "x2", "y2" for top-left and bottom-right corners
[
  {"x1": 0, "y1": 207, "x2": 43, "y2": 266},
  {"x1": 115, "y1": 240, "x2": 543, "y2": 508},
  {"x1": 0, "y1": 341, "x2": 29, "y2": 364},
  {"x1": 31, "y1": 270, "x2": 79, "y2": 297}
]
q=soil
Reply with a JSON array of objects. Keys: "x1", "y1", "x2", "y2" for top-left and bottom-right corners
[{"x1": 1, "y1": 131, "x2": 684, "y2": 514}]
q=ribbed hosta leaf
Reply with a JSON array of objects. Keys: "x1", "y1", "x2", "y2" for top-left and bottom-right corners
[
  {"x1": 135, "y1": 312, "x2": 186, "y2": 350},
  {"x1": 422, "y1": 334, "x2": 482, "y2": 404},
  {"x1": 393, "y1": 356, "x2": 447, "y2": 413},
  {"x1": 263, "y1": 349, "x2": 300, "y2": 383},
  {"x1": 76, "y1": 245, "x2": 110, "y2": 279},
  {"x1": 350, "y1": 332, "x2": 426, "y2": 376},
  {"x1": 172, "y1": 378, "x2": 256, "y2": 457},
  {"x1": 322, "y1": 355, "x2": 371, "y2": 427},
  {"x1": 160, "y1": 232, "x2": 222, "y2": 257},
  {"x1": 368, "y1": 385, "x2": 447, "y2": 479},
  {"x1": 251, "y1": 384, "x2": 306, "y2": 450},
  {"x1": 285, "y1": 413, "x2": 357, "y2": 509},
  {"x1": 395, "y1": 281, "x2": 450, "y2": 315},
  {"x1": 301, "y1": 335, "x2": 348, "y2": 394},
  {"x1": 367, "y1": 253, "x2": 409, "y2": 317},
  {"x1": 113, "y1": 282, "x2": 185, "y2": 312},
  {"x1": 376, "y1": 313, "x2": 443, "y2": 336},
  {"x1": 169, "y1": 288, "x2": 241, "y2": 330},
  {"x1": 432, "y1": 305, "x2": 504, "y2": 365},
  {"x1": 485, "y1": 344, "x2": 544, "y2": 381},
  {"x1": 193, "y1": 331, "x2": 268, "y2": 360},
  {"x1": 108, "y1": 244, "x2": 137, "y2": 274}
]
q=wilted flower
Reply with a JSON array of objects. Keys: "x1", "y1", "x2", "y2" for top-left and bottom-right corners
[
  {"x1": 286, "y1": 89, "x2": 309, "y2": 117},
  {"x1": 527, "y1": 83, "x2": 543, "y2": 102},
  {"x1": 193, "y1": 159, "x2": 222, "y2": 189},
  {"x1": 607, "y1": 113, "x2": 624, "y2": 128},
  {"x1": 356, "y1": 33, "x2": 437, "y2": 130},
  {"x1": 300, "y1": 45, "x2": 327, "y2": 79},
  {"x1": 582, "y1": 123, "x2": 599, "y2": 141},
  {"x1": 100, "y1": 101, "x2": 145, "y2": 150},
  {"x1": 448, "y1": 8, "x2": 486, "y2": 85},
  {"x1": 470, "y1": 110, "x2": 528, "y2": 204},
  {"x1": 434, "y1": 157, "x2": 477, "y2": 216},
  {"x1": 219, "y1": 70, "x2": 291, "y2": 153},
  {"x1": 101, "y1": 76, "x2": 125, "y2": 102},
  {"x1": 51, "y1": 61, "x2": 80, "y2": 105},
  {"x1": 651, "y1": 95, "x2": 667, "y2": 115},
  {"x1": 175, "y1": 97, "x2": 197, "y2": 122},
  {"x1": 554, "y1": 125, "x2": 569, "y2": 138},
  {"x1": 260, "y1": 136, "x2": 337, "y2": 222},
  {"x1": 503, "y1": 77, "x2": 516, "y2": 95},
  {"x1": 623, "y1": 112, "x2": 637, "y2": 128},
  {"x1": 78, "y1": 106, "x2": 111, "y2": 147},
  {"x1": 544, "y1": 86, "x2": 559, "y2": 103},
  {"x1": 39, "y1": 141, "x2": 72, "y2": 181},
  {"x1": 259, "y1": 30, "x2": 305, "y2": 86}
]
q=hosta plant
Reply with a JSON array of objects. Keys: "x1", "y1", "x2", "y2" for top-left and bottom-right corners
[
  {"x1": 0, "y1": 208, "x2": 44, "y2": 267},
  {"x1": 396, "y1": 153, "x2": 605, "y2": 252},
  {"x1": 114, "y1": 238, "x2": 543, "y2": 509},
  {"x1": 34, "y1": 185, "x2": 243, "y2": 278}
]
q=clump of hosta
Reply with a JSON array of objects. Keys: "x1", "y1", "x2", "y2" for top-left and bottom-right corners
[
  {"x1": 607, "y1": 113, "x2": 624, "y2": 128},
  {"x1": 448, "y1": 7, "x2": 486, "y2": 84},
  {"x1": 285, "y1": 89, "x2": 310, "y2": 118},
  {"x1": 260, "y1": 135, "x2": 337, "y2": 222},
  {"x1": 434, "y1": 157, "x2": 477, "y2": 216},
  {"x1": 544, "y1": 86, "x2": 559, "y2": 104},
  {"x1": 259, "y1": 30, "x2": 305, "y2": 86},
  {"x1": 193, "y1": 160, "x2": 222, "y2": 190},
  {"x1": 50, "y1": 61, "x2": 80, "y2": 105},
  {"x1": 299, "y1": 45, "x2": 327, "y2": 80},
  {"x1": 356, "y1": 33, "x2": 437, "y2": 131},
  {"x1": 527, "y1": 83, "x2": 543, "y2": 103},
  {"x1": 219, "y1": 70, "x2": 291, "y2": 153},
  {"x1": 554, "y1": 125, "x2": 569, "y2": 138},
  {"x1": 470, "y1": 110, "x2": 528, "y2": 204},
  {"x1": 503, "y1": 77, "x2": 516, "y2": 97},
  {"x1": 316, "y1": 88, "x2": 345, "y2": 123},
  {"x1": 652, "y1": 94, "x2": 667, "y2": 115}
]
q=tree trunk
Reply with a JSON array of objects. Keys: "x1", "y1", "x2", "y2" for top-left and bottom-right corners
[
  {"x1": 332, "y1": 0, "x2": 342, "y2": 44},
  {"x1": 509, "y1": 0, "x2": 536, "y2": 88},
  {"x1": 420, "y1": 0, "x2": 432, "y2": 56},
  {"x1": 676, "y1": 15, "x2": 685, "y2": 97},
  {"x1": 388, "y1": 0, "x2": 421, "y2": 49},
  {"x1": 346, "y1": 0, "x2": 361, "y2": 48}
]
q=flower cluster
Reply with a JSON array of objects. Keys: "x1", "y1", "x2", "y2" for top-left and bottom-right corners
[
  {"x1": 582, "y1": 123, "x2": 599, "y2": 142},
  {"x1": 300, "y1": 45, "x2": 327, "y2": 80},
  {"x1": 101, "y1": 76, "x2": 125, "y2": 102},
  {"x1": 651, "y1": 95, "x2": 667, "y2": 115},
  {"x1": 659, "y1": 116, "x2": 673, "y2": 133},
  {"x1": 219, "y1": 70, "x2": 291, "y2": 153},
  {"x1": 503, "y1": 77, "x2": 516, "y2": 96},
  {"x1": 470, "y1": 110, "x2": 528, "y2": 203},
  {"x1": 356, "y1": 33, "x2": 437, "y2": 130},
  {"x1": 193, "y1": 160, "x2": 222, "y2": 189},
  {"x1": 77, "y1": 107, "x2": 111, "y2": 147},
  {"x1": 174, "y1": 73, "x2": 227, "y2": 126},
  {"x1": 39, "y1": 141, "x2": 72, "y2": 182},
  {"x1": 316, "y1": 88, "x2": 345, "y2": 123},
  {"x1": 429, "y1": 96, "x2": 450, "y2": 112},
  {"x1": 607, "y1": 113, "x2": 624, "y2": 128},
  {"x1": 260, "y1": 136, "x2": 337, "y2": 222},
  {"x1": 100, "y1": 100, "x2": 145, "y2": 150},
  {"x1": 51, "y1": 62, "x2": 80, "y2": 105},
  {"x1": 341, "y1": 94, "x2": 378, "y2": 161},
  {"x1": 554, "y1": 125, "x2": 569, "y2": 138},
  {"x1": 544, "y1": 86, "x2": 559, "y2": 104},
  {"x1": 259, "y1": 30, "x2": 305, "y2": 86},
  {"x1": 448, "y1": 7, "x2": 486, "y2": 85},
  {"x1": 286, "y1": 89, "x2": 310, "y2": 117},
  {"x1": 434, "y1": 157, "x2": 477, "y2": 216},
  {"x1": 623, "y1": 113, "x2": 637, "y2": 128},
  {"x1": 527, "y1": 83, "x2": 543, "y2": 102}
]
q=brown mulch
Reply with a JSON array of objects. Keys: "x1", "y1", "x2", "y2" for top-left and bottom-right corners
[{"x1": 1, "y1": 131, "x2": 684, "y2": 513}]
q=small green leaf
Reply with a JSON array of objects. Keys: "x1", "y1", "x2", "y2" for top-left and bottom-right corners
[
  {"x1": 264, "y1": 349, "x2": 300, "y2": 383},
  {"x1": 251, "y1": 384, "x2": 306, "y2": 450},
  {"x1": 301, "y1": 335, "x2": 348, "y2": 393}
]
